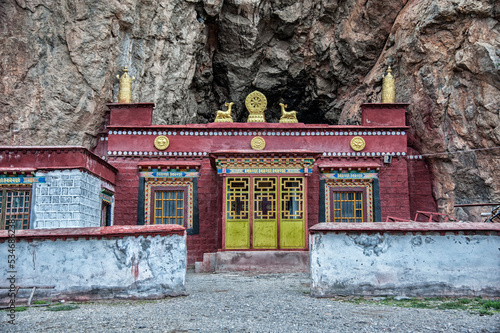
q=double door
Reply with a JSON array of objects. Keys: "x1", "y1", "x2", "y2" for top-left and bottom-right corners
[{"x1": 224, "y1": 176, "x2": 305, "y2": 250}]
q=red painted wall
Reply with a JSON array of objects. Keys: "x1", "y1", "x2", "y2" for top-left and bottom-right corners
[
  {"x1": 108, "y1": 103, "x2": 154, "y2": 126},
  {"x1": 307, "y1": 167, "x2": 321, "y2": 230},
  {"x1": 186, "y1": 160, "x2": 220, "y2": 263},
  {"x1": 111, "y1": 159, "x2": 140, "y2": 225},
  {"x1": 378, "y1": 157, "x2": 411, "y2": 221},
  {"x1": 362, "y1": 103, "x2": 408, "y2": 127},
  {"x1": 108, "y1": 157, "x2": 220, "y2": 263},
  {"x1": 407, "y1": 147, "x2": 437, "y2": 219}
]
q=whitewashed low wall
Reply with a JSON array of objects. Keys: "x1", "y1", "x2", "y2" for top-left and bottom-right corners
[
  {"x1": 310, "y1": 223, "x2": 500, "y2": 297},
  {"x1": 0, "y1": 225, "x2": 186, "y2": 303}
]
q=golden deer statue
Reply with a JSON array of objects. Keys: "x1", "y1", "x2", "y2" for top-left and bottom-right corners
[
  {"x1": 279, "y1": 103, "x2": 298, "y2": 123},
  {"x1": 214, "y1": 102, "x2": 234, "y2": 122}
]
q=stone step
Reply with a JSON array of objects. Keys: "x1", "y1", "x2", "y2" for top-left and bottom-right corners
[{"x1": 195, "y1": 251, "x2": 310, "y2": 273}]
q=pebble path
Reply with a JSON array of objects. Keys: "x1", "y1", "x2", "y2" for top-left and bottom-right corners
[{"x1": 2, "y1": 272, "x2": 499, "y2": 332}]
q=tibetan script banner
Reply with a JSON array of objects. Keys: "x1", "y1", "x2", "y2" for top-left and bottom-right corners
[
  {"x1": 100, "y1": 192, "x2": 113, "y2": 204},
  {"x1": 218, "y1": 168, "x2": 310, "y2": 174},
  {"x1": 140, "y1": 171, "x2": 199, "y2": 178},
  {"x1": 0, "y1": 176, "x2": 46, "y2": 184},
  {"x1": 321, "y1": 172, "x2": 378, "y2": 180}
]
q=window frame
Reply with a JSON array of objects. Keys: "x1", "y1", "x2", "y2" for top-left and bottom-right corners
[
  {"x1": 319, "y1": 178, "x2": 381, "y2": 223},
  {"x1": 101, "y1": 201, "x2": 112, "y2": 227},
  {"x1": 0, "y1": 186, "x2": 32, "y2": 230},
  {"x1": 149, "y1": 186, "x2": 188, "y2": 226},
  {"x1": 138, "y1": 177, "x2": 199, "y2": 235},
  {"x1": 100, "y1": 190, "x2": 114, "y2": 227},
  {"x1": 329, "y1": 187, "x2": 367, "y2": 222}
]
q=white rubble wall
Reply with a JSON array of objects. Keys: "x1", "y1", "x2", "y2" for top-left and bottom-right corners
[
  {"x1": 0, "y1": 227, "x2": 186, "y2": 302},
  {"x1": 310, "y1": 227, "x2": 500, "y2": 297}
]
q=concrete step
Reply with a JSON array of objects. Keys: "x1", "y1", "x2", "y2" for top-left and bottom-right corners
[{"x1": 195, "y1": 251, "x2": 310, "y2": 273}]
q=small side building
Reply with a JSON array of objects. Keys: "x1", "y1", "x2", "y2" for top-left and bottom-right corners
[{"x1": 0, "y1": 147, "x2": 117, "y2": 229}]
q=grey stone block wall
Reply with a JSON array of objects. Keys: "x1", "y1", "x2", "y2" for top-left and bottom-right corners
[{"x1": 32, "y1": 170, "x2": 102, "y2": 228}]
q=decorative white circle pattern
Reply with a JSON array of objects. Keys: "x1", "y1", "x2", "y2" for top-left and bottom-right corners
[{"x1": 105, "y1": 130, "x2": 406, "y2": 137}]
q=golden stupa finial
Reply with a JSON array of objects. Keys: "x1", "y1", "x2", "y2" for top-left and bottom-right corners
[
  {"x1": 381, "y1": 65, "x2": 395, "y2": 103},
  {"x1": 117, "y1": 66, "x2": 135, "y2": 103}
]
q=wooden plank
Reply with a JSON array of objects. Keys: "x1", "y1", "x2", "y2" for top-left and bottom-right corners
[
  {"x1": 0, "y1": 286, "x2": 55, "y2": 289},
  {"x1": 27, "y1": 287, "x2": 36, "y2": 306}
]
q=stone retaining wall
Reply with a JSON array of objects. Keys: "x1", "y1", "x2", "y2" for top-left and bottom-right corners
[
  {"x1": 0, "y1": 225, "x2": 186, "y2": 304},
  {"x1": 310, "y1": 223, "x2": 500, "y2": 297}
]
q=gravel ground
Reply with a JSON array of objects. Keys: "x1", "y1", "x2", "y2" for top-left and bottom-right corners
[{"x1": 1, "y1": 272, "x2": 499, "y2": 332}]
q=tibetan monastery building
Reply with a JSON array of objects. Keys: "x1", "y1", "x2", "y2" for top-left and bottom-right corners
[{"x1": 0, "y1": 89, "x2": 436, "y2": 264}]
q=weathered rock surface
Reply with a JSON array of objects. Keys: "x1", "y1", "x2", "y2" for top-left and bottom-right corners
[{"x1": 0, "y1": 0, "x2": 499, "y2": 219}]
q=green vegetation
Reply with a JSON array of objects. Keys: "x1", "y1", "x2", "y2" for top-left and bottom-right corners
[
  {"x1": 46, "y1": 305, "x2": 79, "y2": 311},
  {"x1": 480, "y1": 300, "x2": 500, "y2": 310},
  {"x1": 339, "y1": 297, "x2": 500, "y2": 315},
  {"x1": 32, "y1": 300, "x2": 50, "y2": 305},
  {"x1": 408, "y1": 301, "x2": 431, "y2": 309},
  {"x1": 437, "y1": 301, "x2": 467, "y2": 310},
  {"x1": 12, "y1": 306, "x2": 28, "y2": 312},
  {"x1": 3, "y1": 306, "x2": 28, "y2": 312}
]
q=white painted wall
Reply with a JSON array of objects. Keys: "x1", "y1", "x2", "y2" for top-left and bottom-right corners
[
  {"x1": 0, "y1": 233, "x2": 186, "y2": 302},
  {"x1": 310, "y1": 231, "x2": 500, "y2": 297}
]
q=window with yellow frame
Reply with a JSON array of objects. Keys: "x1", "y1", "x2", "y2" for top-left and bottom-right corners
[
  {"x1": 138, "y1": 177, "x2": 199, "y2": 235},
  {"x1": 320, "y1": 178, "x2": 381, "y2": 223}
]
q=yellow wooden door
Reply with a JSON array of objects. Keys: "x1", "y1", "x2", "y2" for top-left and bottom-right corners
[
  {"x1": 279, "y1": 177, "x2": 305, "y2": 248},
  {"x1": 252, "y1": 177, "x2": 278, "y2": 249},
  {"x1": 224, "y1": 176, "x2": 305, "y2": 250},
  {"x1": 224, "y1": 177, "x2": 250, "y2": 249}
]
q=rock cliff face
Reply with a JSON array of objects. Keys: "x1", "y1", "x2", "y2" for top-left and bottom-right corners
[{"x1": 1, "y1": 0, "x2": 499, "y2": 220}]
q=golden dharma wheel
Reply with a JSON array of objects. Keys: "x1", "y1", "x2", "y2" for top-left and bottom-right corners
[
  {"x1": 245, "y1": 91, "x2": 267, "y2": 123},
  {"x1": 245, "y1": 91, "x2": 267, "y2": 113}
]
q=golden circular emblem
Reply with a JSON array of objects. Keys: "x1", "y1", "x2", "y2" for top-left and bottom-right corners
[
  {"x1": 245, "y1": 91, "x2": 267, "y2": 114},
  {"x1": 154, "y1": 135, "x2": 170, "y2": 150},
  {"x1": 251, "y1": 136, "x2": 266, "y2": 150},
  {"x1": 350, "y1": 136, "x2": 366, "y2": 151}
]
